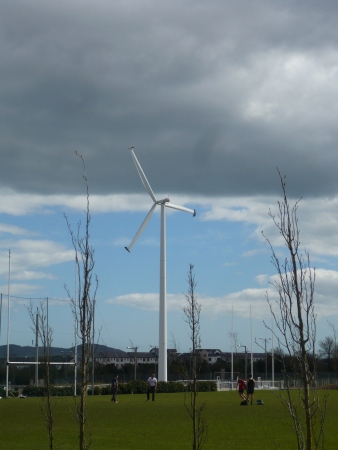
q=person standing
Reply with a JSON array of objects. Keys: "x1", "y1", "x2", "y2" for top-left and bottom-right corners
[
  {"x1": 111, "y1": 375, "x2": 119, "y2": 403},
  {"x1": 147, "y1": 374, "x2": 157, "y2": 401},
  {"x1": 246, "y1": 374, "x2": 255, "y2": 405},
  {"x1": 236, "y1": 375, "x2": 248, "y2": 402}
]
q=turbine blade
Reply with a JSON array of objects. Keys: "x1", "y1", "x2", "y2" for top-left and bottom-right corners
[
  {"x1": 165, "y1": 202, "x2": 196, "y2": 216},
  {"x1": 125, "y1": 203, "x2": 157, "y2": 252},
  {"x1": 129, "y1": 148, "x2": 157, "y2": 203}
]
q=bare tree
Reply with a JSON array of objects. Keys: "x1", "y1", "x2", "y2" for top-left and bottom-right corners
[
  {"x1": 28, "y1": 300, "x2": 54, "y2": 450},
  {"x1": 64, "y1": 152, "x2": 98, "y2": 450},
  {"x1": 263, "y1": 170, "x2": 327, "y2": 450},
  {"x1": 227, "y1": 330, "x2": 239, "y2": 374},
  {"x1": 182, "y1": 264, "x2": 207, "y2": 450},
  {"x1": 318, "y1": 336, "x2": 335, "y2": 371},
  {"x1": 170, "y1": 332, "x2": 180, "y2": 353},
  {"x1": 227, "y1": 331, "x2": 239, "y2": 351},
  {"x1": 327, "y1": 321, "x2": 338, "y2": 377}
]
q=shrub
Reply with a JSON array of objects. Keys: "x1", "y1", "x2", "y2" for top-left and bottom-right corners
[
  {"x1": 21, "y1": 380, "x2": 217, "y2": 397},
  {"x1": 121, "y1": 380, "x2": 148, "y2": 394},
  {"x1": 22, "y1": 385, "x2": 75, "y2": 397},
  {"x1": 157, "y1": 381, "x2": 186, "y2": 393}
]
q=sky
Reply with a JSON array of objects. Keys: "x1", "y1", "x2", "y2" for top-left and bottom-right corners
[{"x1": 1, "y1": 0, "x2": 338, "y2": 356}]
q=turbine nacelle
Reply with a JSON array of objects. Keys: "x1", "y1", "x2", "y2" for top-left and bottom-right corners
[{"x1": 157, "y1": 198, "x2": 170, "y2": 205}]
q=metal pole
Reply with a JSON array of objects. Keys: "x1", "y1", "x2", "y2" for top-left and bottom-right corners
[
  {"x1": 244, "y1": 346, "x2": 247, "y2": 380},
  {"x1": 35, "y1": 308, "x2": 39, "y2": 386},
  {"x1": 134, "y1": 347, "x2": 138, "y2": 380},
  {"x1": 74, "y1": 260, "x2": 78, "y2": 396},
  {"x1": 259, "y1": 337, "x2": 271, "y2": 381},
  {"x1": 134, "y1": 351, "x2": 136, "y2": 380},
  {"x1": 250, "y1": 305, "x2": 253, "y2": 376},
  {"x1": 6, "y1": 250, "x2": 11, "y2": 398},
  {"x1": 272, "y1": 318, "x2": 274, "y2": 385},
  {"x1": 265, "y1": 340, "x2": 267, "y2": 381},
  {"x1": 74, "y1": 321, "x2": 77, "y2": 396},
  {"x1": 46, "y1": 297, "x2": 49, "y2": 389},
  {"x1": 0, "y1": 293, "x2": 2, "y2": 346},
  {"x1": 47, "y1": 297, "x2": 49, "y2": 357},
  {"x1": 92, "y1": 300, "x2": 95, "y2": 395},
  {"x1": 231, "y1": 306, "x2": 233, "y2": 388},
  {"x1": 127, "y1": 346, "x2": 138, "y2": 380},
  {"x1": 150, "y1": 345, "x2": 158, "y2": 378}
]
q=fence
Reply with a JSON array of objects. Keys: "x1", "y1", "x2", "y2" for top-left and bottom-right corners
[
  {"x1": 216, "y1": 380, "x2": 282, "y2": 391},
  {"x1": 216, "y1": 377, "x2": 338, "y2": 391}
]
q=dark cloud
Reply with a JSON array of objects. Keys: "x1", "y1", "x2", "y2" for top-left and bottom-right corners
[{"x1": 1, "y1": 0, "x2": 338, "y2": 198}]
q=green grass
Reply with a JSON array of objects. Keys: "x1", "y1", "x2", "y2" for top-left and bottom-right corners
[{"x1": 1, "y1": 390, "x2": 338, "y2": 449}]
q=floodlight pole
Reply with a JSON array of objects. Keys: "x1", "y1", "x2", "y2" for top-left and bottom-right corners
[
  {"x1": 238, "y1": 344, "x2": 247, "y2": 379},
  {"x1": 74, "y1": 261, "x2": 78, "y2": 396},
  {"x1": 0, "y1": 293, "x2": 2, "y2": 347},
  {"x1": 74, "y1": 335, "x2": 77, "y2": 396},
  {"x1": 150, "y1": 345, "x2": 158, "y2": 378},
  {"x1": 127, "y1": 346, "x2": 138, "y2": 380},
  {"x1": 92, "y1": 299, "x2": 95, "y2": 395},
  {"x1": 259, "y1": 337, "x2": 271, "y2": 380},
  {"x1": 35, "y1": 308, "x2": 39, "y2": 386},
  {"x1": 6, "y1": 249, "x2": 11, "y2": 398},
  {"x1": 271, "y1": 318, "x2": 275, "y2": 386},
  {"x1": 231, "y1": 306, "x2": 234, "y2": 388}
]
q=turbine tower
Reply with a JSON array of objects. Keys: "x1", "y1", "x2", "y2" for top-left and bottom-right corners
[{"x1": 125, "y1": 147, "x2": 196, "y2": 381}]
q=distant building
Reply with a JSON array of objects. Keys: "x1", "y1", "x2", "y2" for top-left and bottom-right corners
[
  {"x1": 199, "y1": 349, "x2": 223, "y2": 364},
  {"x1": 95, "y1": 350, "x2": 156, "y2": 368},
  {"x1": 94, "y1": 348, "x2": 179, "y2": 368},
  {"x1": 2, "y1": 344, "x2": 265, "y2": 369}
]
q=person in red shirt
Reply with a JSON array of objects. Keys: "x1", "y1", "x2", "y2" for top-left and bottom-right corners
[{"x1": 236, "y1": 375, "x2": 248, "y2": 401}]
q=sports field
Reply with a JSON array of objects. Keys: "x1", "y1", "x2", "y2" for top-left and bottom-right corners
[{"x1": 1, "y1": 390, "x2": 337, "y2": 449}]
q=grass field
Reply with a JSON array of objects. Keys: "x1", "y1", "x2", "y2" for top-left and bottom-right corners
[{"x1": 1, "y1": 390, "x2": 337, "y2": 449}]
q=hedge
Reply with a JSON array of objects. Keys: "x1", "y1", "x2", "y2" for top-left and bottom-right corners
[
  {"x1": 22, "y1": 385, "x2": 76, "y2": 397},
  {"x1": 22, "y1": 380, "x2": 217, "y2": 397}
]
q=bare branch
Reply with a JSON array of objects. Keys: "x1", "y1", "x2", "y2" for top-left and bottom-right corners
[
  {"x1": 64, "y1": 152, "x2": 98, "y2": 450},
  {"x1": 27, "y1": 300, "x2": 54, "y2": 450},
  {"x1": 182, "y1": 264, "x2": 208, "y2": 450},
  {"x1": 262, "y1": 169, "x2": 326, "y2": 450}
]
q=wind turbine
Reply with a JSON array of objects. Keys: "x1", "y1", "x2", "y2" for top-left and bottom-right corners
[{"x1": 125, "y1": 147, "x2": 196, "y2": 381}]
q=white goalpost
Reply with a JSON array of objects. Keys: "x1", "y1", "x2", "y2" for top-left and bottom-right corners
[{"x1": 2, "y1": 291, "x2": 77, "y2": 398}]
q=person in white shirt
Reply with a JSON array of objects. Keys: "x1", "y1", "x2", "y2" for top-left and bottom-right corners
[{"x1": 147, "y1": 374, "x2": 157, "y2": 401}]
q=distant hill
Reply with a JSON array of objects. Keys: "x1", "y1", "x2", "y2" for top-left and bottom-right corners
[{"x1": 0, "y1": 344, "x2": 127, "y2": 359}]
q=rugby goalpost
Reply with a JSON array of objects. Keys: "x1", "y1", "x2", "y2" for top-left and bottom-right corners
[
  {"x1": 3, "y1": 294, "x2": 77, "y2": 398},
  {"x1": 2, "y1": 251, "x2": 78, "y2": 398}
]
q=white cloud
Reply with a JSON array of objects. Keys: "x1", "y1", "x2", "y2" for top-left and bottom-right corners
[
  {"x1": 107, "y1": 267, "x2": 338, "y2": 322},
  {"x1": 0, "y1": 223, "x2": 35, "y2": 236},
  {"x1": 0, "y1": 282, "x2": 43, "y2": 297},
  {"x1": 255, "y1": 274, "x2": 269, "y2": 286},
  {"x1": 106, "y1": 293, "x2": 184, "y2": 311},
  {"x1": 0, "y1": 189, "x2": 198, "y2": 216},
  {"x1": 11, "y1": 270, "x2": 56, "y2": 281},
  {"x1": 4, "y1": 191, "x2": 338, "y2": 261},
  {"x1": 199, "y1": 194, "x2": 338, "y2": 258},
  {"x1": 106, "y1": 289, "x2": 273, "y2": 319},
  {"x1": 0, "y1": 239, "x2": 74, "y2": 279},
  {"x1": 243, "y1": 50, "x2": 338, "y2": 125}
]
